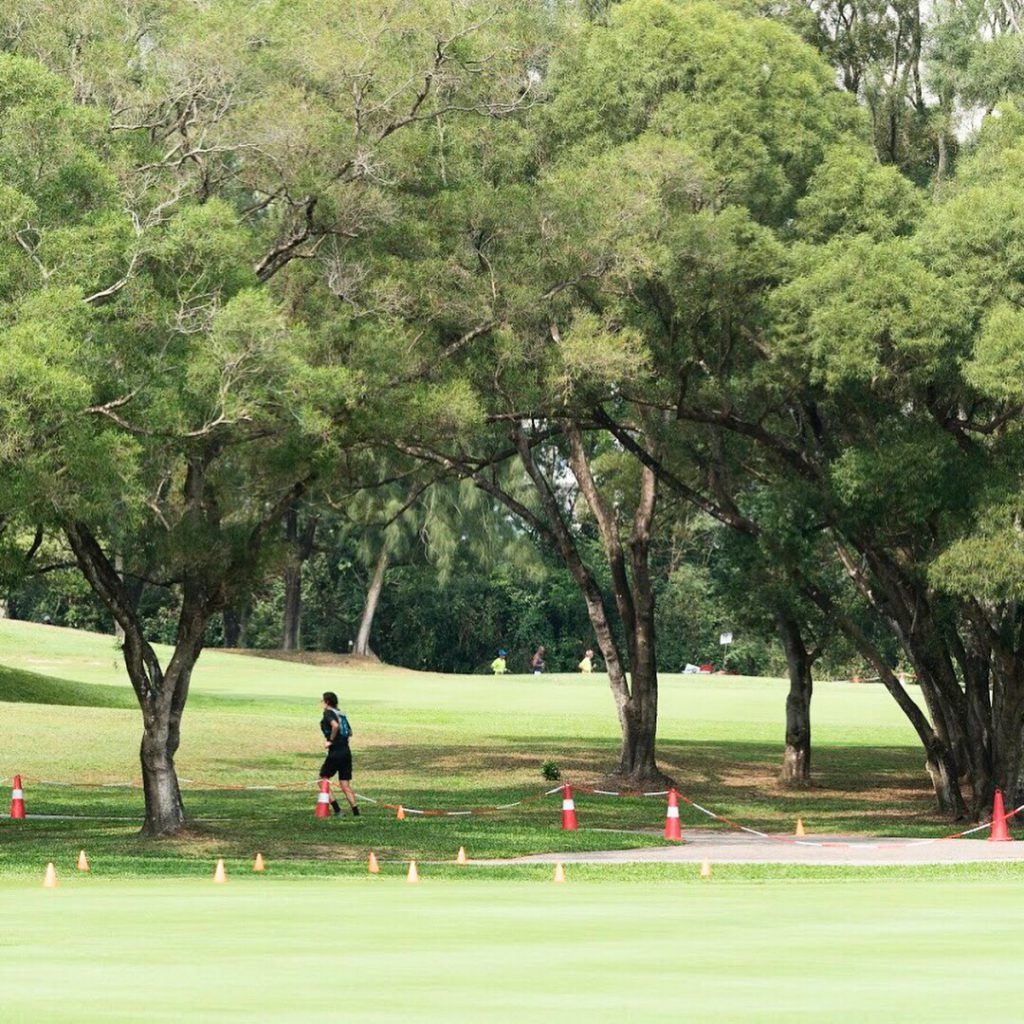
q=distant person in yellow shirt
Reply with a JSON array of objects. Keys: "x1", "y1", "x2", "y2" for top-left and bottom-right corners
[
  {"x1": 491, "y1": 649, "x2": 508, "y2": 675},
  {"x1": 579, "y1": 649, "x2": 594, "y2": 673}
]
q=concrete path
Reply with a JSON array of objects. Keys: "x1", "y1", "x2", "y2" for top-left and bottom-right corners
[{"x1": 491, "y1": 828, "x2": 1024, "y2": 867}]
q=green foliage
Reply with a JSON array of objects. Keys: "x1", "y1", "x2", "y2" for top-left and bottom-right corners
[
  {"x1": 795, "y1": 144, "x2": 925, "y2": 241},
  {"x1": 544, "y1": 0, "x2": 853, "y2": 224}
]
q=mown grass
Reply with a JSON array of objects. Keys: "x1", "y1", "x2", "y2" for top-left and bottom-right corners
[
  {"x1": 0, "y1": 618, "x2": 1003, "y2": 881},
  {"x1": 3, "y1": 874, "x2": 1024, "y2": 1023}
]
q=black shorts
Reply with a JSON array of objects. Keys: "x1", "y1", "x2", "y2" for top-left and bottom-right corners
[{"x1": 320, "y1": 747, "x2": 352, "y2": 782}]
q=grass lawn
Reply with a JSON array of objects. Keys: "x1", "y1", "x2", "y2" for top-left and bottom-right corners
[
  {"x1": 0, "y1": 616, "x2": 993, "y2": 878},
  {"x1": 1, "y1": 872, "x2": 1017, "y2": 1023},
  {"x1": 2, "y1": 620, "x2": 1018, "y2": 1021}
]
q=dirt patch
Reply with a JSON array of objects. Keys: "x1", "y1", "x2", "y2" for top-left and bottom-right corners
[{"x1": 221, "y1": 649, "x2": 416, "y2": 673}]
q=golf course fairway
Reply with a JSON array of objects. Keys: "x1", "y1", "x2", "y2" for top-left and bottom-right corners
[{"x1": 0, "y1": 874, "x2": 1009, "y2": 1022}]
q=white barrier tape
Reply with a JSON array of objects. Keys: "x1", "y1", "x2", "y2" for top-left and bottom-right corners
[
  {"x1": 683, "y1": 791, "x2": 1024, "y2": 848},
  {"x1": 903, "y1": 804, "x2": 1024, "y2": 846},
  {"x1": 445, "y1": 811, "x2": 473, "y2": 817},
  {"x1": 587, "y1": 788, "x2": 669, "y2": 797}
]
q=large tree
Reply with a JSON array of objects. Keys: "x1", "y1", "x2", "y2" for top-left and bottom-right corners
[
  {"x1": 0, "y1": 1, "x2": 540, "y2": 835},
  {"x1": 392, "y1": 0, "x2": 857, "y2": 785}
]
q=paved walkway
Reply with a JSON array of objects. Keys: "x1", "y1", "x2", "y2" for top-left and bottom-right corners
[{"x1": 493, "y1": 828, "x2": 1024, "y2": 867}]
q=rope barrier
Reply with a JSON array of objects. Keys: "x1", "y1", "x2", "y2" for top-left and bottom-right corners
[
  {"x1": 7, "y1": 775, "x2": 1022, "y2": 844},
  {"x1": 674, "y1": 787, "x2": 1024, "y2": 848}
]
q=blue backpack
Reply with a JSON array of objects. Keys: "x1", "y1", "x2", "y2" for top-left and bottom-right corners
[{"x1": 332, "y1": 709, "x2": 353, "y2": 740}]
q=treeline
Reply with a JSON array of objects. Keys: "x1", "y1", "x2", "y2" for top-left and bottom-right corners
[
  {"x1": 8, "y1": 523, "x2": 788, "y2": 676},
  {"x1": 3, "y1": 0, "x2": 1024, "y2": 834}
]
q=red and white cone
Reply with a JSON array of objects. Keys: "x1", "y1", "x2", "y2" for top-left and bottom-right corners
[
  {"x1": 314, "y1": 779, "x2": 332, "y2": 819},
  {"x1": 664, "y1": 788, "x2": 682, "y2": 841},
  {"x1": 988, "y1": 789, "x2": 1013, "y2": 842},
  {"x1": 9, "y1": 775, "x2": 25, "y2": 820},
  {"x1": 561, "y1": 784, "x2": 578, "y2": 831}
]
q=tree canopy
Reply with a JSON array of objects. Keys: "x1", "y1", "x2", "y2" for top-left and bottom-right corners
[{"x1": 7, "y1": 0, "x2": 1024, "y2": 829}]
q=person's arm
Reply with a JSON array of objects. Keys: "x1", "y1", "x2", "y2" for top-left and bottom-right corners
[{"x1": 325, "y1": 718, "x2": 339, "y2": 748}]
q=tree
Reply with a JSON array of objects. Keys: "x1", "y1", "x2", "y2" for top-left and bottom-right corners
[
  {"x1": 0, "y1": 1, "x2": 541, "y2": 835},
  {"x1": 388, "y1": 0, "x2": 856, "y2": 784}
]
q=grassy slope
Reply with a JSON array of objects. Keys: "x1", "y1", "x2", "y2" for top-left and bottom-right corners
[{"x1": 1, "y1": 874, "x2": 1019, "y2": 1023}]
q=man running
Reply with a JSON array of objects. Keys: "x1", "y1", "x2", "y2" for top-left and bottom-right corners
[{"x1": 319, "y1": 691, "x2": 360, "y2": 816}]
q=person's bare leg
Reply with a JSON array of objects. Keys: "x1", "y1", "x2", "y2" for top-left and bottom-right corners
[{"x1": 339, "y1": 780, "x2": 359, "y2": 813}]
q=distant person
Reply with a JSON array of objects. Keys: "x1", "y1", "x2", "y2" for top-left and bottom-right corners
[
  {"x1": 531, "y1": 646, "x2": 546, "y2": 674},
  {"x1": 491, "y1": 649, "x2": 508, "y2": 675},
  {"x1": 578, "y1": 649, "x2": 594, "y2": 673},
  {"x1": 319, "y1": 691, "x2": 359, "y2": 817}
]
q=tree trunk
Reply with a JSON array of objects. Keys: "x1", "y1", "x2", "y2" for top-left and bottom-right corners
[
  {"x1": 614, "y1": 653, "x2": 662, "y2": 786},
  {"x1": 282, "y1": 505, "x2": 317, "y2": 651},
  {"x1": 65, "y1": 521, "x2": 209, "y2": 836},
  {"x1": 114, "y1": 553, "x2": 126, "y2": 642},
  {"x1": 139, "y1": 719, "x2": 186, "y2": 836},
  {"x1": 282, "y1": 564, "x2": 302, "y2": 650},
  {"x1": 354, "y1": 546, "x2": 389, "y2": 656},
  {"x1": 566, "y1": 424, "x2": 668, "y2": 789},
  {"x1": 222, "y1": 606, "x2": 246, "y2": 648},
  {"x1": 777, "y1": 611, "x2": 813, "y2": 786}
]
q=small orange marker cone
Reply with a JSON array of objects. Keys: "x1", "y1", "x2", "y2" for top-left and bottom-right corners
[
  {"x1": 406, "y1": 860, "x2": 420, "y2": 883},
  {"x1": 664, "y1": 789, "x2": 682, "y2": 841},
  {"x1": 214, "y1": 859, "x2": 227, "y2": 883},
  {"x1": 253, "y1": 853, "x2": 265, "y2": 872},
  {"x1": 456, "y1": 846, "x2": 468, "y2": 865},
  {"x1": 700, "y1": 859, "x2": 713, "y2": 880},
  {"x1": 10, "y1": 774, "x2": 25, "y2": 819},
  {"x1": 43, "y1": 862, "x2": 57, "y2": 888},
  {"x1": 396, "y1": 806, "x2": 406, "y2": 821},
  {"x1": 77, "y1": 850, "x2": 90, "y2": 872},
  {"x1": 988, "y1": 789, "x2": 1013, "y2": 842},
  {"x1": 367, "y1": 852, "x2": 380, "y2": 874},
  {"x1": 795, "y1": 818, "x2": 806, "y2": 837},
  {"x1": 553, "y1": 862, "x2": 566, "y2": 883},
  {"x1": 561, "y1": 785, "x2": 578, "y2": 831}
]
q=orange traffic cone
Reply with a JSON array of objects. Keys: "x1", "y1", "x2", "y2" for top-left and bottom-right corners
[
  {"x1": 664, "y1": 789, "x2": 682, "y2": 841},
  {"x1": 456, "y1": 846, "x2": 468, "y2": 865},
  {"x1": 367, "y1": 852, "x2": 380, "y2": 874},
  {"x1": 561, "y1": 785, "x2": 578, "y2": 831},
  {"x1": 43, "y1": 863, "x2": 57, "y2": 888},
  {"x1": 253, "y1": 853, "x2": 265, "y2": 872},
  {"x1": 315, "y1": 779, "x2": 332, "y2": 818},
  {"x1": 10, "y1": 775, "x2": 25, "y2": 819},
  {"x1": 553, "y1": 862, "x2": 566, "y2": 883},
  {"x1": 988, "y1": 789, "x2": 1013, "y2": 842},
  {"x1": 396, "y1": 806, "x2": 406, "y2": 821},
  {"x1": 214, "y1": 859, "x2": 227, "y2": 883},
  {"x1": 700, "y1": 859, "x2": 712, "y2": 880},
  {"x1": 407, "y1": 860, "x2": 420, "y2": 883},
  {"x1": 77, "y1": 850, "x2": 90, "y2": 872},
  {"x1": 795, "y1": 818, "x2": 806, "y2": 837}
]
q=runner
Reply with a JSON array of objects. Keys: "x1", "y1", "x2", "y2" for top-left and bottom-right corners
[{"x1": 319, "y1": 691, "x2": 359, "y2": 816}]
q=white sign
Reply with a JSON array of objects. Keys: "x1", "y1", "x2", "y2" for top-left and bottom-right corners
[{"x1": 719, "y1": 632, "x2": 733, "y2": 646}]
